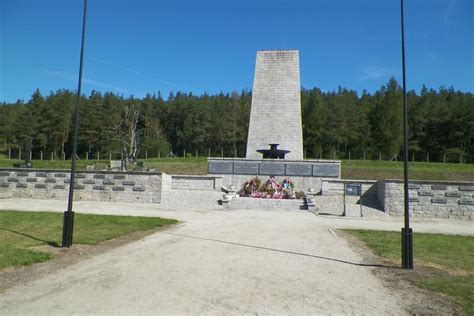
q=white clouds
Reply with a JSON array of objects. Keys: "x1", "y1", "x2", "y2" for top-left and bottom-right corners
[
  {"x1": 359, "y1": 65, "x2": 398, "y2": 81},
  {"x1": 44, "y1": 69, "x2": 130, "y2": 94}
]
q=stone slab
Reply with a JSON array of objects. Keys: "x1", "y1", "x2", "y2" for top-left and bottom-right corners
[
  {"x1": 113, "y1": 186, "x2": 125, "y2": 191},
  {"x1": 431, "y1": 185, "x2": 447, "y2": 190},
  {"x1": 445, "y1": 192, "x2": 461, "y2": 198},
  {"x1": 26, "y1": 178, "x2": 37, "y2": 182},
  {"x1": 36, "y1": 172, "x2": 47, "y2": 177},
  {"x1": 45, "y1": 178, "x2": 56, "y2": 183},
  {"x1": 53, "y1": 185, "x2": 65, "y2": 190},
  {"x1": 8, "y1": 177, "x2": 19, "y2": 182},
  {"x1": 0, "y1": 171, "x2": 10, "y2": 176},
  {"x1": 55, "y1": 173, "x2": 66, "y2": 178},
  {"x1": 103, "y1": 180, "x2": 116, "y2": 185},
  {"x1": 259, "y1": 163, "x2": 285, "y2": 175},
  {"x1": 0, "y1": 182, "x2": 9, "y2": 188},
  {"x1": 233, "y1": 162, "x2": 259, "y2": 175},
  {"x1": 408, "y1": 184, "x2": 421, "y2": 189},
  {"x1": 93, "y1": 185, "x2": 105, "y2": 191},
  {"x1": 17, "y1": 183, "x2": 27, "y2": 188},
  {"x1": 133, "y1": 187, "x2": 145, "y2": 192},
  {"x1": 312, "y1": 164, "x2": 339, "y2": 177},
  {"x1": 285, "y1": 164, "x2": 312, "y2": 176},
  {"x1": 458, "y1": 199, "x2": 474, "y2": 205},
  {"x1": 431, "y1": 198, "x2": 447, "y2": 204},
  {"x1": 94, "y1": 174, "x2": 106, "y2": 179},
  {"x1": 75, "y1": 174, "x2": 86, "y2": 179},
  {"x1": 16, "y1": 172, "x2": 28, "y2": 177},
  {"x1": 208, "y1": 161, "x2": 233, "y2": 174},
  {"x1": 74, "y1": 184, "x2": 85, "y2": 190},
  {"x1": 459, "y1": 186, "x2": 474, "y2": 191},
  {"x1": 35, "y1": 184, "x2": 47, "y2": 189},
  {"x1": 418, "y1": 191, "x2": 434, "y2": 196},
  {"x1": 84, "y1": 180, "x2": 96, "y2": 184},
  {"x1": 123, "y1": 181, "x2": 135, "y2": 186},
  {"x1": 113, "y1": 175, "x2": 126, "y2": 180}
]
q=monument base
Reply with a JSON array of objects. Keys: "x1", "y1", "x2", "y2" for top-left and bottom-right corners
[{"x1": 207, "y1": 158, "x2": 341, "y2": 192}]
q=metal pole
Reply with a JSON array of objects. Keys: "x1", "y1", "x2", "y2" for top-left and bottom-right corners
[
  {"x1": 62, "y1": 0, "x2": 87, "y2": 248},
  {"x1": 400, "y1": 0, "x2": 413, "y2": 269}
]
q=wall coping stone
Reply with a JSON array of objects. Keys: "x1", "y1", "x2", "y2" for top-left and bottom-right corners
[{"x1": 384, "y1": 179, "x2": 474, "y2": 186}]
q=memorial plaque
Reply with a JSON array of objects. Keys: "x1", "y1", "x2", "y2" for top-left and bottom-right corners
[
  {"x1": 94, "y1": 174, "x2": 106, "y2": 179},
  {"x1": 35, "y1": 183, "x2": 47, "y2": 189},
  {"x1": 312, "y1": 164, "x2": 339, "y2": 177},
  {"x1": 64, "y1": 179, "x2": 71, "y2": 184},
  {"x1": 233, "y1": 162, "x2": 259, "y2": 175},
  {"x1": 458, "y1": 199, "x2": 474, "y2": 205},
  {"x1": 123, "y1": 181, "x2": 135, "y2": 186},
  {"x1": 93, "y1": 185, "x2": 105, "y2": 191},
  {"x1": 103, "y1": 180, "x2": 116, "y2": 185},
  {"x1": 84, "y1": 179, "x2": 95, "y2": 184},
  {"x1": 36, "y1": 172, "x2": 47, "y2": 177},
  {"x1": 445, "y1": 192, "x2": 461, "y2": 198},
  {"x1": 431, "y1": 185, "x2": 447, "y2": 190},
  {"x1": 17, "y1": 172, "x2": 28, "y2": 177},
  {"x1": 133, "y1": 187, "x2": 145, "y2": 192},
  {"x1": 208, "y1": 161, "x2": 233, "y2": 174},
  {"x1": 55, "y1": 173, "x2": 66, "y2": 178},
  {"x1": 408, "y1": 183, "x2": 421, "y2": 189},
  {"x1": 286, "y1": 163, "x2": 312, "y2": 176},
  {"x1": 75, "y1": 174, "x2": 86, "y2": 179},
  {"x1": 0, "y1": 171, "x2": 10, "y2": 177},
  {"x1": 345, "y1": 183, "x2": 362, "y2": 196},
  {"x1": 459, "y1": 186, "x2": 474, "y2": 191},
  {"x1": 0, "y1": 182, "x2": 9, "y2": 187},
  {"x1": 409, "y1": 197, "x2": 420, "y2": 202},
  {"x1": 74, "y1": 184, "x2": 85, "y2": 190},
  {"x1": 431, "y1": 198, "x2": 447, "y2": 204},
  {"x1": 259, "y1": 162, "x2": 285, "y2": 175},
  {"x1": 26, "y1": 178, "x2": 37, "y2": 182},
  {"x1": 53, "y1": 184, "x2": 65, "y2": 190},
  {"x1": 113, "y1": 186, "x2": 125, "y2": 191},
  {"x1": 113, "y1": 175, "x2": 126, "y2": 180},
  {"x1": 8, "y1": 177, "x2": 19, "y2": 182},
  {"x1": 418, "y1": 191, "x2": 434, "y2": 196},
  {"x1": 17, "y1": 183, "x2": 27, "y2": 188}
]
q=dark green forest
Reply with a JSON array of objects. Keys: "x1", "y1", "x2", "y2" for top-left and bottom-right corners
[{"x1": 0, "y1": 78, "x2": 473, "y2": 162}]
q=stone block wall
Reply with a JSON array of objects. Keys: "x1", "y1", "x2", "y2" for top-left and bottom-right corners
[
  {"x1": 170, "y1": 175, "x2": 222, "y2": 191},
  {"x1": 379, "y1": 180, "x2": 474, "y2": 220},
  {"x1": 0, "y1": 169, "x2": 162, "y2": 203}
]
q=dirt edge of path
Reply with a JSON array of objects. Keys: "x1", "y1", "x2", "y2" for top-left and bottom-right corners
[
  {"x1": 338, "y1": 230, "x2": 462, "y2": 315},
  {"x1": 0, "y1": 226, "x2": 173, "y2": 293}
]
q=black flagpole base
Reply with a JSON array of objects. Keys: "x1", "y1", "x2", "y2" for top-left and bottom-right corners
[
  {"x1": 62, "y1": 211, "x2": 75, "y2": 248},
  {"x1": 401, "y1": 227, "x2": 413, "y2": 269}
]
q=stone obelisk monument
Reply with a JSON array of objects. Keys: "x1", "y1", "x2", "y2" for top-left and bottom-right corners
[{"x1": 246, "y1": 50, "x2": 303, "y2": 160}]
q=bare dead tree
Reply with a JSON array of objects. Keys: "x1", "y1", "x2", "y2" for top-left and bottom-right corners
[{"x1": 117, "y1": 104, "x2": 144, "y2": 164}]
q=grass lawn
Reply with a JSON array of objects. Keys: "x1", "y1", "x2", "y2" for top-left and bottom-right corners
[
  {"x1": 344, "y1": 229, "x2": 474, "y2": 315},
  {"x1": 0, "y1": 157, "x2": 473, "y2": 181},
  {"x1": 0, "y1": 211, "x2": 177, "y2": 270}
]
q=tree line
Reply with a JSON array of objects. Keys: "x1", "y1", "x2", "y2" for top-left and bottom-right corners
[{"x1": 0, "y1": 77, "x2": 473, "y2": 162}]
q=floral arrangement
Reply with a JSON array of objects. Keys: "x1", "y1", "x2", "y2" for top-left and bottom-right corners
[{"x1": 239, "y1": 176, "x2": 299, "y2": 199}]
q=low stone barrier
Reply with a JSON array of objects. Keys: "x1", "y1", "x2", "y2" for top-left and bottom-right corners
[
  {"x1": 229, "y1": 197, "x2": 305, "y2": 211},
  {"x1": 0, "y1": 169, "x2": 162, "y2": 203},
  {"x1": 379, "y1": 180, "x2": 474, "y2": 220}
]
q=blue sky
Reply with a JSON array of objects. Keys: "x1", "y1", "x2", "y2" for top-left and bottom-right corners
[{"x1": 1, "y1": 0, "x2": 473, "y2": 103}]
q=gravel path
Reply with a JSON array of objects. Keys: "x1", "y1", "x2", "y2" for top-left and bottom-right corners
[{"x1": 0, "y1": 199, "x2": 471, "y2": 314}]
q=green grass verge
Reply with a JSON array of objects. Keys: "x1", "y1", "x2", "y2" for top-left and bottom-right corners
[
  {"x1": 0, "y1": 211, "x2": 177, "y2": 269},
  {"x1": 344, "y1": 229, "x2": 474, "y2": 315},
  {"x1": 0, "y1": 158, "x2": 473, "y2": 181}
]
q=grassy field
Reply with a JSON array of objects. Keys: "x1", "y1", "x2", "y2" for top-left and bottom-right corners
[
  {"x1": 0, "y1": 211, "x2": 177, "y2": 270},
  {"x1": 344, "y1": 230, "x2": 474, "y2": 315},
  {"x1": 0, "y1": 157, "x2": 473, "y2": 181}
]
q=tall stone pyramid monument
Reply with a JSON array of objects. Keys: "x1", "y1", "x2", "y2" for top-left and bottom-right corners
[{"x1": 246, "y1": 50, "x2": 303, "y2": 160}]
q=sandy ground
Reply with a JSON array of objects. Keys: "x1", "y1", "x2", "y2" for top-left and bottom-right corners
[{"x1": 0, "y1": 199, "x2": 471, "y2": 314}]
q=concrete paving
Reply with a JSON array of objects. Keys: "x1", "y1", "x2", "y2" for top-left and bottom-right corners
[{"x1": 0, "y1": 199, "x2": 472, "y2": 314}]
